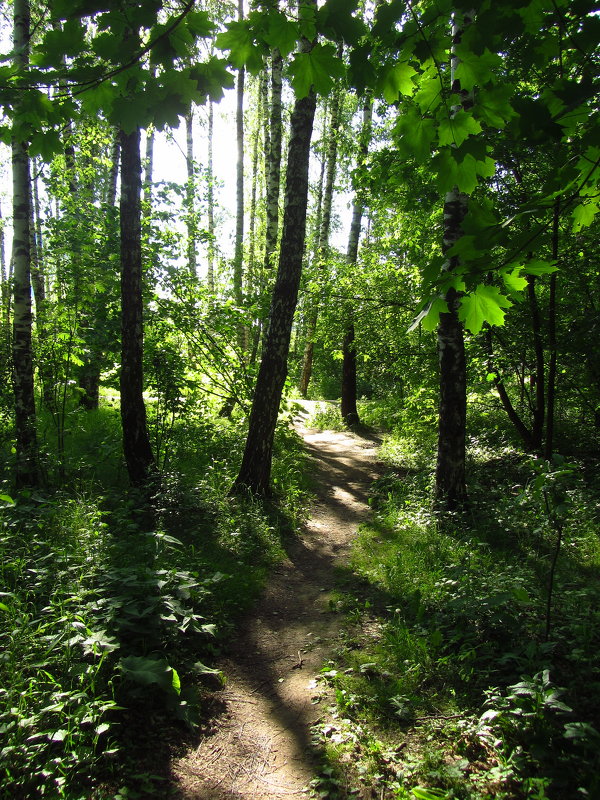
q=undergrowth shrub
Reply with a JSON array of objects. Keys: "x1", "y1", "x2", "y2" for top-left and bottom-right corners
[{"x1": 320, "y1": 421, "x2": 600, "y2": 800}]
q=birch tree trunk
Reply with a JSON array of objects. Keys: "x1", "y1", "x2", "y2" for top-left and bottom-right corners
[
  {"x1": 263, "y1": 48, "x2": 283, "y2": 273},
  {"x1": 120, "y1": 127, "x2": 155, "y2": 486},
  {"x1": 11, "y1": 0, "x2": 38, "y2": 488},
  {"x1": 207, "y1": 100, "x2": 215, "y2": 294},
  {"x1": 185, "y1": 109, "x2": 197, "y2": 278},
  {"x1": 435, "y1": 11, "x2": 471, "y2": 509},
  {"x1": 233, "y1": 0, "x2": 245, "y2": 325},
  {"x1": 232, "y1": 14, "x2": 317, "y2": 495}
]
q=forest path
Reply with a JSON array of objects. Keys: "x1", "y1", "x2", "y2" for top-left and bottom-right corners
[{"x1": 172, "y1": 403, "x2": 382, "y2": 799}]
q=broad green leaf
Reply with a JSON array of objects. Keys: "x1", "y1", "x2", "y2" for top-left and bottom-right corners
[
  {"x1": 438, "y1": 109, "x2": 482, "y2": 148},
  {"x1": 414, "y1": 75, "x2": 443, "y2": 112},
  {"x1": 264, "y1": 12, "x2": 298, "y2": 57},
  {"x1": 572, "y1": 200, "x2": 598, "y2": 232},
  {"x1": 501, "y1": 267, "x2": 528, "y2": 294},
  {"x1": 185, "y1": 10, "x2": 214, "y2": 38},
  {"x1": 216, "y1": 21, "x2": 263, "y2": 71},
  {"x1": 475, "y1": 85, "x2": 516, "y2": 128},
  {"x1": 30, "y1": 130, "x2": 63, "y2": 162},
  {"x1": 454, "y1": 46, "x2": 500, "y2": 91},
  {"x1": 408, "y1": 297, "x2": 449, "y2": 333},
  {"x1": 289, "y1": 44, "x2": 344, "y2": 98},
  {"x1": 120, "y1": 655, "x2": 176, "y2": 692},
  {"x1": 458, "y1": 285, "x2": 513, "y2": 334},
  {"x1": 520, "y1": 259, "x2": 558, "y2": 276},
  {"x1": 456, "y1": 154, "x2": 480, "y2": 194},
  {"x1": 396, "y1": 110, "x2": 435, "y2": 162},
  {"x1": 0, "y1": 494, "x2": 15, "y2": 505},
  {"x1": 381, "y1": 62, "x2": 417, "y2": 103}
]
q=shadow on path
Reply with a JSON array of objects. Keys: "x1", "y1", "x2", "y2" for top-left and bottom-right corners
[{"x1": 170, "y1": 422, "x2": 384, "y2": 799}]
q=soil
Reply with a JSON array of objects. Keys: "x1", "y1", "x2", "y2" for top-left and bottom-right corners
[{"x1": 171, "y1": 403, "x2": 382, "y2": 799}]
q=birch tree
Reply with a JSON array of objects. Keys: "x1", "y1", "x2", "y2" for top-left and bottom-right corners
[{"x1": 11, "y1": 0, "x2": 38, "y2": 488}]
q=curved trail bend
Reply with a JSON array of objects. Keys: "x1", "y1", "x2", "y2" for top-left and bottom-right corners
[{"x1": 173, "y1": 406, "x2": 381, "y2": 799}]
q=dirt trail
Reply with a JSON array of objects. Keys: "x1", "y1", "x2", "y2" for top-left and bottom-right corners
[{"x1": 173, "y1": 405, "x2": 381, "y2": 799}]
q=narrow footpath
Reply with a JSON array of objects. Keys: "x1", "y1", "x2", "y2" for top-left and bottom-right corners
[{"x1": 172, "y1": 406, "x2": 382, "y2": 799}]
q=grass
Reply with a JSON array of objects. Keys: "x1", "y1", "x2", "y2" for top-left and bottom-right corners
[
  {"x1": 0, "y1": 402, "x2": 309, "y2": 799},
  {"x1": 312, "y1": 406, "x2": 600, "y2": 800}
]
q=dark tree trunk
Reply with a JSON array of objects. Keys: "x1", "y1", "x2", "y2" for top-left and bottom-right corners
[
  {"x1": 12, "y1": 0, "x2": 38, "y2": 488},
  {"x1": 527, "y1": 274, "x2": 545, "y2": 451},
  {"x1": 544, "y1": 199, "x2": 560, "y2": 459},
  {"x1": 232, "y1": 40, "x2": 316, "y2": 495},
  {"x1": 485, "y1": 330, "x2": 534, "y2": 449},
  {"x1": 435, "y1": 13, "x2": 471, "y2": 509},
  {"x1": 340, "y1": 95, "x2": 372, "y2": 426},
  {"x1": 119, "y1": 127, "x2": 155, "y2": 487},
  {"x1": 341, "y1": 322, "x2": 359, "y2": 426}
]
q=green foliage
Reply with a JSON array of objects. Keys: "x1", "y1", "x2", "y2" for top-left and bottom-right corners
[
  {"x1": 318, "y1": 410, "x2": 600, "y2": 799},
  {"x1": 0, "y1": 408, "x2": 308, "y2": 796}
]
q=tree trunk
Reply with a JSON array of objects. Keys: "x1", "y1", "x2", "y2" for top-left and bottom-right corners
[
  {"x1": 341, "y1": 322, "x2": 359, "y2": 425},
  {"x1": 485, "y1": 330, "x2": 534, "y2": 448},
  {"x1": 106, "y1": 128, "x2": 120, "y2": 206},
  {"x1": 527, "y1": 274, "x2": 545, "y2": 451},
  {"x1": 11, "y1": 0, "x2": 38, "y2": 488},
  {"x1": 544, "y1": 199, "x2": 560, "y2": 459},
  {"x1": 435, "y1": 12, "x2": 471, "y2": 509},
  {"x1": 207, "y1": 100, "x2": 215, "y2": 294},
  {"x1": 263, "y1": 48, "x2": 283, "y2": 273},
  {"x1": 143, "y1": 123, "x2": 154, "y2": 211},
  {"x1": 233, "y1": 0, "x2": 245, "y2": 324},
  {"x1": 185, "y1": 109, "x2": 197, "y2": 278},
  {"x1": 120, "y1": 127, "x2": 155, "y2": 487},
  {"x1": 232, "y1": 19, "x2": 317, "y2": 495},
  {"x1": 340, "y1": 95, "x2": 372, "y2": 425}
]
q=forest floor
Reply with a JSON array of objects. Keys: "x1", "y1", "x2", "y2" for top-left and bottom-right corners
[{"x1": 171, "y1": 403, "x2": 382, "y2": 799}]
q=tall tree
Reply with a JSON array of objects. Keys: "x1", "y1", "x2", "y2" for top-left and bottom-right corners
[
  {"x1": 232, "y1": 7, "x2": 317, "y2": 495},
  {"x1": 341, "y1": 96, "x2": 373, "y2": 426},
  {"x1": 434, "y1": 11, "x2": 471, "y2": 509},
  {"x1": 233, "y1": 0, "x2": 245, "y2": 323},
  {"x1": 11, "y1": 0, "x2": 38, "y2": 488},
  {"x1": 120, "y1": 126, "x2": 156, "y2": 487},
  {"x1": 206, "y1": 100, "x2": 216, "y2": 295},
  {"x1": 184, "y1": 108, "x2": 197, "y2": 278},
  {"x1": 263, "y1": 47, "x2": 284, "y2": 273}
]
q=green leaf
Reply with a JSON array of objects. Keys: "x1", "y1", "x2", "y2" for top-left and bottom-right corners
[
  {"x1": 29, "y1": 130, "x2": 64, "y2": 162},
  {"x1": 289, "y1": 44, "x2": 344, "y2": 98},
  {"x1": 396, "y1": 110, "x2": 435, "y2": 161},
  {"x1": 438, "y1": 109, "x2": 482, "y2": 148},
  {"x1": 414, "y1": 74, "x2": 443, "y2": 112},
  {"x1": 216, "y1": 20, "x2": 263, "y2": 71},
  {"x1": 0, "y1": 494, "x2": 15, "y2": 505},
  {"x1": 120, "y1": 656, "x2": 176, "y2": 692},
  {"x1": 454, "y1": 46, "x2": 500, "y2": 91},
  {"x1": 501, "y1": 267, "x2": 528, "y2": 294},
  {"x1": 520, "y1": 259, "x2": 558, "y2": 277},
  {"x1": 572, "y1": 200, "x2": 598, "y2": 232},
  {"x1": 458, "y1": 285, "x2": 513, "y2": 334},
  {"x1": 380, "y1": 61, "x2": 417, "y2": 103},
  {"x1": 264, "y1": 12, "x2": 298, "y2": 57},
  {"x1": 475, "y1": 85, "x2": 516, "y2": 128},
  {"x1": 408, "y1": 296, "x2": 449, "y2": 333}
]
